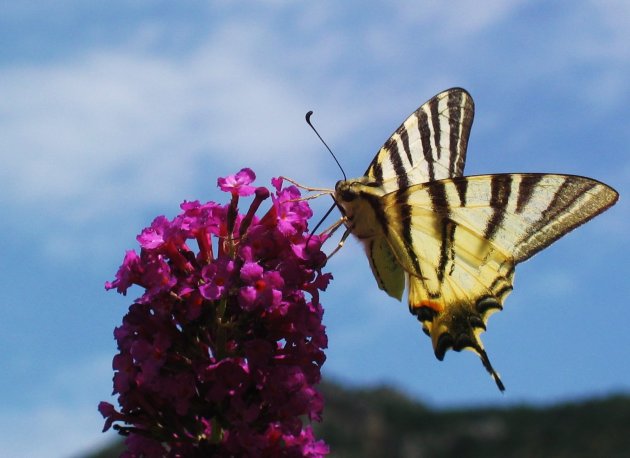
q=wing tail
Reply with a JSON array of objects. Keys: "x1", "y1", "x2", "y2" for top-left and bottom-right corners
[
  {"x1": 477, "y1": 347, "x2": 505, "y2": 392},
  {"x1": 409, "y1": 272, "x2": 510, "y2": 391}
]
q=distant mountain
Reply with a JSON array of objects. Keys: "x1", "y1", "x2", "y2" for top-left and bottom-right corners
[
  {"x1": 316, "y1": 382, "x2": 630, "y2": 457},
  {"x1": 85, "y1": 381, "x2": 630, "y2": 457}
]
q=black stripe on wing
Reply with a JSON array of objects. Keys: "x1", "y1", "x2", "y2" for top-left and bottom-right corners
[
  {"x1": 395, "y1": 188, "x2": 423, "y2": 278},
  {"x1": 484, "y1": 174, "x2": 513, "y2": 241},
  {"x1": 426, "y1": 180, "x2": 456, "y2": 284},
  {"x1": 364, "y1": 88, "x2": 475, "y2": 187},
  {"x1": 515, "y1": 174, "x2": 544, "y2": 213},
  {"x1": 446, "y1": 90, "x2": 470, "y2": 177}
]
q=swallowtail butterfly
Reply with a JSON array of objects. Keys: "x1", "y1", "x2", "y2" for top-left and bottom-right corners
[{"x1": 312, "y1": 88, "x2": 619, "y2": 390}]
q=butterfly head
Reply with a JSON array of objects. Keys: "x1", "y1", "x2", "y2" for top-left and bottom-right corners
[
  {"x1": 333, "y1": 178, "x2": 389, "y2": 239},
  {"x1": 334, "y1": 178, "x2": 385, "y2": 205},
  {"x1": 334, "y1": 180, "x2": 358, "y2": 203}
]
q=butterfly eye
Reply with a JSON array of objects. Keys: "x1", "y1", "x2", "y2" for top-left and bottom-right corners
[
  {"x1": 339, "y1": 190, "x2": 357, "y2": 202},
  {"x1": 335, "y1": 181, "x2": 357, "y2": 202}
]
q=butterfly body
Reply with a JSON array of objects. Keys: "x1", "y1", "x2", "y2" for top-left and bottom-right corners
[{"x1": 331, "y1": 88, "x2": 618, "y2": 390}]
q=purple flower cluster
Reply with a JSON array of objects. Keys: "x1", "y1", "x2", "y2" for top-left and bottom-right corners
[{"x1": 100, "y1": 168, "x2": 331, "y2": 457}]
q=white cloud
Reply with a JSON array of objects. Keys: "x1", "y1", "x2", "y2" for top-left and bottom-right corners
[
  {"x1": 0, "y1": 43, "x2": 316, "y2": 207},
  {"x1": 392, "y1": 0, "x2": 527, "y2": 41},
  {"x1": 0, "y1": 356, "x2": 115, "y2": 458},
  {"x1": 0, "y1": 18, "x2": 364, "y2": 262},
  {"x1": 586, "y1": 0, "x2": 630, "y2": 57},
  {"x1": 0, "y1": 404, "x2": 113, "y2": 458},
  {"x1": 526, "y1": 269, "x2": 578, "y2": 298}
]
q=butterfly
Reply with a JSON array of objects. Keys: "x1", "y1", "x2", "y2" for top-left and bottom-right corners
[{"x1": 324, "y1": 88, "x2": 618, "y2": 391}]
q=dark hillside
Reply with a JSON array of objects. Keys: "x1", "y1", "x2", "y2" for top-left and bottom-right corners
[
  {"x1": 85, "y1": 381, "x2": 630, "y2": 457},
  {"x1": 317, "y1": 382, "x2": 630, "y2": 458}
]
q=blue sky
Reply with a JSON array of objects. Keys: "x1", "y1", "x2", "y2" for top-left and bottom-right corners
[{"x1": 2, "y1": 1, "x2": 629, "y2": 456}]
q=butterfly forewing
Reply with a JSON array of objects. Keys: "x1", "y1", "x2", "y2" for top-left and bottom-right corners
[
  {"x1": 365, "y1": 88, "x2": 474, "y2": 193},
  {"x1": 348, "y1": 87, "x2": 474, "y2": 304},
  {"x1": 401, "y1": 174, "x2": 619, "y2": 265}
]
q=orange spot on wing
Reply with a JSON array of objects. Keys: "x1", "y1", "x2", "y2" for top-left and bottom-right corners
[{"x1": 419, "y1": 300, "x2": 444, "y2": 313}]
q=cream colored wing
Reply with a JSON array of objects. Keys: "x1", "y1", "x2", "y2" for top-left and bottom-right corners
[
  {"x1": 365, "y1": 236, "x2": 406, "y2": 301},
  {"x1": 364, "y1": 88, "x2": 474, "y2": 193},
  {"x1": 381, "y1": 173, "x2": 618, "y2": 390}
]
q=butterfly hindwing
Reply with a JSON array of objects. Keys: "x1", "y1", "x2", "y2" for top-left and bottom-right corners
[{"x1": 366, "y1": 236, "x2": 405, "y2": 301}]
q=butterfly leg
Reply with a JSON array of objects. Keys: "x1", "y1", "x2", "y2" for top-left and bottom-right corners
[
  {"x1": 326, "y1": 226, "x2": 352, "y2": 260},
  {"x1": 321, "y1": 217, "x2": 345, "y2": 237},
  {"x1": 311, "y1": 215, "x2": 350, "y2": 260}
]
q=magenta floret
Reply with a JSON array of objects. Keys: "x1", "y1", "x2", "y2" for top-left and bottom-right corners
[{"x1": 101, "y1": 169, "x2": 330, "y2": 457}]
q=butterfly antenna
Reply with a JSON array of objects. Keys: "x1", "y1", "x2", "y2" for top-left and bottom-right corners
[
  {"x1": 309, "y1": 202, "x2": 338, "y2": 236},
  {"x1": 306, "y1": 111, "x2": 347, "y2": 181}
]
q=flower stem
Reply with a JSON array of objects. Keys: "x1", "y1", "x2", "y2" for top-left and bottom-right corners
[{"x1": 215, "y1": 297, "x2": 228, "y2": 360}]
